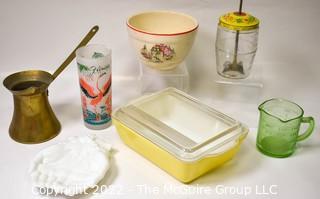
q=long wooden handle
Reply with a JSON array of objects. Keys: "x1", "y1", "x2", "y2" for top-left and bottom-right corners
[{"x1": 52, "y1": 25, "x2": 99, "y2": 80}]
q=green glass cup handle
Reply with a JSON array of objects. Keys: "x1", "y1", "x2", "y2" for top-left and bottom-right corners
[{"x1": 297, "y1": 117, "x2": 315, "y2": 142}]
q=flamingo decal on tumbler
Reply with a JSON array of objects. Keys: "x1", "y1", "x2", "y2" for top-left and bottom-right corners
[
  {"x1": 80, "y1": 73, "x2": 111, "y2": 106},
  {"x1": 78, "y1": 68, "x2": 112, "y2": 127},
  {"x1": 80, "y1": 72, "x2": 111, "y2": 120},
  {"x1": 76, "y1": 45, "x2": 112, "y2": 130}
]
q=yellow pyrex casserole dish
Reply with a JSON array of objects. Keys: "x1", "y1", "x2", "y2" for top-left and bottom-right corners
[{"x1": 113, "y1": 88, "x2": 248, "y2": 183}]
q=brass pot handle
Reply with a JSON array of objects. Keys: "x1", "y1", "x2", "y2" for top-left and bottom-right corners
[{"x1": 52, "y1": 25, "x2": 99, "y2": 80}]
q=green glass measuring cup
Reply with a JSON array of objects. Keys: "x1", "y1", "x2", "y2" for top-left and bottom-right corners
[{"x1": 257, "y1": 98, "x2": 315, "y2": 158}]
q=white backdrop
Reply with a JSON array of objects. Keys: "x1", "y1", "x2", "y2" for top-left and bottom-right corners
[{"x1": 0, "y1": 0, "x2": 319, "y2": 198}]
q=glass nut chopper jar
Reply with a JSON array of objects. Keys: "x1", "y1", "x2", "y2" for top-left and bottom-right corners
[{"x1": 215, "y1": 0, "x2": 259, "y2": 79}]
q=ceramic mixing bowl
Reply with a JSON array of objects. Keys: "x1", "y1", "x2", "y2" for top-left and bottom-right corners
[{"x1": 127, "y1": 11, "x2": 198, "y2": 70}]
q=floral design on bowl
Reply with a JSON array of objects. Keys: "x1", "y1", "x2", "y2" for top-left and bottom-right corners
[{"x1": 141, "y1": 44, "x2": 175, "y2": 63}]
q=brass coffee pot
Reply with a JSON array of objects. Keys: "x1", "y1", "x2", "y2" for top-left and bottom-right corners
[{"x1": 3, "y1": 26, "x2": 99, "y2": 144}]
